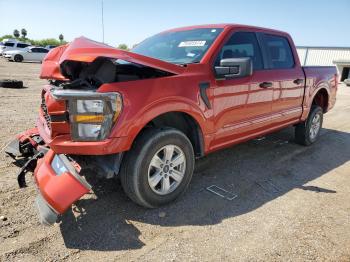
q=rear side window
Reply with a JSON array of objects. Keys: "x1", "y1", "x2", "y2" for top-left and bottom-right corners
[
  {"x1": 17, "y1": 43, "x2": 29, "y2": 48},
  {"x1": 38, "y1": 48, "x2": 49, "y2": 53},
  {"x1": 215, "y1": 32, "x2": 263, "y2": 70},
  {"x1": 4, "y1": 43, "x2": 15, "y2": 47},
  {"x1": 263, "y1": 35, "x2": 294, "y2": 69}
]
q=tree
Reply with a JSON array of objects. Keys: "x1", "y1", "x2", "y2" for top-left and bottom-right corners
[
  {"x1": 117, "y1": 44, "x2": 129, "y2": 50},
  {"x1": 21, "y1": 28, "x2": 27, "y2": 39},
  {"x1": 13, "y1": 29, "x2": 20, "y2": 38},
  {"x1": 59, "y1": 34, "x2": 64, "y2": 43},
  {"x1": 0, "y1": 35, "x2": 14, "y2": 41}
]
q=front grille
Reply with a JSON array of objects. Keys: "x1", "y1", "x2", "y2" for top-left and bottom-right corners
[{"x1": 41, "y1": 92, "x2": 51, "y2": 131}]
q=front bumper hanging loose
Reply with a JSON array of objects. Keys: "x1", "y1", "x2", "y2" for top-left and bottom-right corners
[
  {"x1": 5, "y1": 130, "x2": 92, "y2": 225},
  {"x1": 4, "y1": 128, "x2": 47, "y2": 188},
  {"x1": 17, "y1": 151, "x2": 45, "y2": 188},
  {"x1": 34, "y1": 150, "x2": 91, "y2": 225}
]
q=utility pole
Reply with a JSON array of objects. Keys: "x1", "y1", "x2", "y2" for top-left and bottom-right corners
[{"x1": 101, "y1": 0, "x2": 105, "y2": 43}]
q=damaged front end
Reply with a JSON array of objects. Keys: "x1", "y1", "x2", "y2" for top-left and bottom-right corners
[
  {"x1": 4, "y1": 130, "x2": 92, "y2": 225},
  {"x1": 5, "y1": 36, "x2": 182, "y2": 225},
  {"x1": 34, "y1": 150, "x2": 91, "y2": 225},
  {"x1": 5, "y1": 128, "x2": 47, "y2": 188}
]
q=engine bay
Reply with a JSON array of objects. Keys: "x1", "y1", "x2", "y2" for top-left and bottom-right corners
[{"x1": 56, "y1": 57, "x2": 174, "y2": 89}]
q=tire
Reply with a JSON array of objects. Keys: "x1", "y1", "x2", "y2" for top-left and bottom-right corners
[
  {"x1": 120, "y1": 128, "x2": 195, "y2": 208},
  {"x1": 295, "y1": 105, "x2": 323, "y2": 146},
  {"x1": 0, "y1": 79, "x2": 24, "y2": 88},
  {"x1": 14, "y1": 54, "x2": 23, "y2": 62}
]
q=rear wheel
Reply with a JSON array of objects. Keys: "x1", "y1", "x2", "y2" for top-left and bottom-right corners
[
  {"x1": 14, "y1": 54, "x2": 23, "y2": 62},
  {"x1": 120, "y1": 128, "x2": 194, "y2": 208},
  {"x1": 295, "y1": 105, "x2": 323, "y2": 146}
]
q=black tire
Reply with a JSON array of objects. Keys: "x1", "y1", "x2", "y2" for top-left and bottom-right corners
[
  {"x1": 120, "y1": 128, "x2": 195, "y2": 208},
  {"x1": 14, "y1": 54, "x2": 23, "y2": 62},
  {"x1": 0, "y1": 79, "x2": 24, "y2": 89},
  {"x1": 295, "y1": 105, "x2": 323, "y2": 146}
]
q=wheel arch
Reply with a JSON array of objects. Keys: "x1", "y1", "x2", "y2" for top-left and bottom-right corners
[
  {"x1": 312, "y1": 87, "x2": 329, "y2": 113},
  {"x1": 138, "y1": 111, "x2": 205, "y2": 158}
]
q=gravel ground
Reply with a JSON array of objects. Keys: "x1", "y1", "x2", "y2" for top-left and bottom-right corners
[{"x1": 0, "y1": 59, "x2": 349, "y2": 261}]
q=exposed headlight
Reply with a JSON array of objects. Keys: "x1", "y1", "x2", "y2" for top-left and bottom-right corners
[
  {"x1": 51, "y1": 155, "x2": 69, "y2": 176},
  {"x1": 51, "y1": 89, "x2": 123, "y2": 141},
  {"x1": 77, "y1": 123, "x2": 102, "y2": 138},
  {"x1": 77, "y1": 100, "x2": 104, "y2": 113}
]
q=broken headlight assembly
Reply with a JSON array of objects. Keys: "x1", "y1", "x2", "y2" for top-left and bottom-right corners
[{"x1": 51, "y1": 89, "x2": 122, "y2": 141}]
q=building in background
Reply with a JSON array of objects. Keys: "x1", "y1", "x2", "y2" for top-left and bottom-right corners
[{"x1": 297, "y1": 46, "x2": 350, "y2": 81}]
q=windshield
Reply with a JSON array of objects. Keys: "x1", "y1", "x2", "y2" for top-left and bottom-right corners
[{"x1": 132, "y1": 28, "x2": 223, "y2": 64}]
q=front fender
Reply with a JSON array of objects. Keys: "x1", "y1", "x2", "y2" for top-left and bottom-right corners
[{"x1": 112, "y1": 96, "x2": 213, "y2": 141}]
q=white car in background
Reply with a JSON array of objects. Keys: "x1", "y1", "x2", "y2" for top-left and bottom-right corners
[
  {"x1": 0, "y1": 41, "x2": 31, "y2": 56},
  {"x1": 3, "y1": 46, "x2": 49, "y2": 62}
]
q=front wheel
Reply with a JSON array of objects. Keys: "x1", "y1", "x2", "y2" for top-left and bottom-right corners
[
  {"x1": 120, "y1": 128, "x2": 194, "y2": 208},
  {"x1": 295, "y1": 105, "x2": 323, "y2": 146},
  {"x1": 14, "y1": 54, "x2": 23, "y2": 62}
]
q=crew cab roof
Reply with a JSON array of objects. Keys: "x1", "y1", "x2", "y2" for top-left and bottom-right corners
[{"x1": 162, "y1": 23, "x2": 290, "y2": 36}]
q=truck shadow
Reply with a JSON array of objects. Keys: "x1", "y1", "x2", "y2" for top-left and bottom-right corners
[{"x1": 59, "y1": 127, "x2": 349, "y2": 251}]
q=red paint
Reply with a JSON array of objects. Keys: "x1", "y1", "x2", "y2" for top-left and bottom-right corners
[
  {"x1": 29, "y1": 24, "x2": 338, "y2": 215},
  {"x1": 34, "y1": 150, "x2": 90, "y2": 214}
]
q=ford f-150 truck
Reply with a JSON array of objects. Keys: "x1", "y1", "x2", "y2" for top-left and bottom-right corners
[{"x1": 5, "y1": 24, "x2": 338, "y2": 225}]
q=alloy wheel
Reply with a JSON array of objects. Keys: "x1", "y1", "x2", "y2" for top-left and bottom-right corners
[{"x1": 147, "y1": 144, "x2": 186, "y2": 195}]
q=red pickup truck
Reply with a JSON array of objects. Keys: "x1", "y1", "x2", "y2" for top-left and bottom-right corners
[{"x1": 6, "y1": 24, "x2": 338, "y2": 225}]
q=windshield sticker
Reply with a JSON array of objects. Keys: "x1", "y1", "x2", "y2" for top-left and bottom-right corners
[{"x1": 178, "y1": 41, "x2": 206, "y2": 47}]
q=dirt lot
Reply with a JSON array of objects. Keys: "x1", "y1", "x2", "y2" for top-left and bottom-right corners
[{"x1": 0, "y1": 58, "x2": 349, "y2": 261}]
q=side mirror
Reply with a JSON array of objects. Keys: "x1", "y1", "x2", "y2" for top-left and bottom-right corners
[
  {"x1": 215, "y1": 57, "x2": 253, "y2": 79},
  {"x1": 28, "y1": 49, "x2": 32, "y2": 52}
]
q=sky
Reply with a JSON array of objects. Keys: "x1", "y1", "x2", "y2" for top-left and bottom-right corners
[{"x1": 1, "y1": 0, "x2": 349, "y2": 48}]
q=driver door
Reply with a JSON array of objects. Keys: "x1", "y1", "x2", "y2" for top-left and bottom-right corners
[
  {"x1": 37, "y1": 48, "x2": 49, "y2": 61},
  {"x1": 211, "y1": 31, "x2": 273, "y2": 148},
  {"x1": 25, "y1": 48, "x2": 37, "y2": 61}
]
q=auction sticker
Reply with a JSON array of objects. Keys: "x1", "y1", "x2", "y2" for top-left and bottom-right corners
[{"x1": 178, "y1": 40, "x2": 206, "y2": 47}]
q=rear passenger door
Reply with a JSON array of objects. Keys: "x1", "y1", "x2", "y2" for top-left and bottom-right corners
[{"x1": 259, "y1": 34, "x2": 305, "y2": 125}]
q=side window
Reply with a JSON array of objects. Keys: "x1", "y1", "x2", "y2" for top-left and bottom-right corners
[
  {"x1": 264, "y1": 34, "x2": 294, "y2": 69},
  {"x1": 4, "y1": 43, "x2": 15, "y2": 47},
  {"x1": 215, "y1": 32, "x2": 263, "y2": 70},
  {"x1": 38, "y1": 48, "x2": 49, "y2": 53},
  {"x1": 31, "y1": 48, "x2": 44, "y2": 53},
  {"x1": 17, "y1": 43, "x2": 28, "y2": 48}
]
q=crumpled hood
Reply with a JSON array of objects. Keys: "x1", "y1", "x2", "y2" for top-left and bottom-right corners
[{"x1": 40, "y1": 36, "x2": 184, "y2": 80}]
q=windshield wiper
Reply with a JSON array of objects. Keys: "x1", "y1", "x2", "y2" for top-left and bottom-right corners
[{"x1": 177, "y1": 61, "x2": 200, "y2": 67}]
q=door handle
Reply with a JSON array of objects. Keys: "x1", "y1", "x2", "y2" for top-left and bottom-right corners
[
  {"x1": 293, "y1": 78, "x2": 304, "y2": 85},
  {"x1": 259, "y1": 82, "x2": 273, "y2": 88}
]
